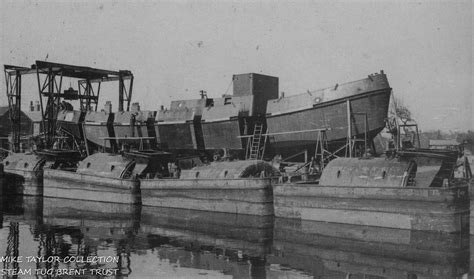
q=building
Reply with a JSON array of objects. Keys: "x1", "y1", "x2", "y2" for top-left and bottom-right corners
[
  {"x1": 24, "y1": 101, "x2": 43, "y2": 136},
  {"x1": 428, "y1": 139, "x2": 461, "y2": 151},
  {"x1": 0, "y1": 102, "x2": 43, "y2": 150}
]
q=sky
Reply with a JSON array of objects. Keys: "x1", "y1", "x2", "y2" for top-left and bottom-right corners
[{"x1": 0, "y1": 0, "x2": 472, "y2": 132}]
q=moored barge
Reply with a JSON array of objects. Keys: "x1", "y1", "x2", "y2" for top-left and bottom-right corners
[
  {"x1": 43, "y1": 152, "x2": 142, "y2": 204},
  {"x1": 274, "y1": 151, "x2": 469, "y2": 232},
  {"x1": 140, "y1": 160, "x2": 279, "y2": 215},
  {"x1": 2, "y1": 153, "x2": 45, "y2": 196}
]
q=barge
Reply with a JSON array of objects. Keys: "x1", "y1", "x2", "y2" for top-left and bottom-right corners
[
  {"x1": 274, "y1": 151, "x2": 469, "y2": 232},
  {"x1": 2, "y1": 153, "x2": 45, "y2": 196},
  {"x1": 43, "y1": 152, "x2": 143, "y2": 204},
  {"x1": 140, "y1": 160, "x2": 279, "y2": 215}
]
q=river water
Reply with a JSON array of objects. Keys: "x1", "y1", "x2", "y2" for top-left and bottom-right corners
[{"x1": 0, "y1": 186, "x2": 471, "y2": 278}]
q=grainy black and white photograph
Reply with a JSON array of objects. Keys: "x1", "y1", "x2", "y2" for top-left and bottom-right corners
[{"x1": 0, "y1": 0, "x2": 472, "y2": 278}]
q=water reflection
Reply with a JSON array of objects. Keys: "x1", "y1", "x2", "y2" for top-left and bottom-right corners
[
  {"x1": 0, "y1": 190, "x2": 470, "y2": 278},
  {"x1": 270, "y1": 218, "x2": 469, "y2": 278}
]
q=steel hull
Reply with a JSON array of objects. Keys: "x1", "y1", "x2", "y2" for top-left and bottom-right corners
[
  {"x1": 266, "y1": 90, "x2": 391, "y2": 156},
  {"x1": 155, "y1": 122, "x2": 201, "y2": 150},
  {"x1": 83, "y1": 123, "x2": 113, "y2": 148}
]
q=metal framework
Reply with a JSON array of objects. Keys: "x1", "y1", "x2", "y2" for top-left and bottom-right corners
[
  {"x1": 3, "y1": 61, "x2": 134, "y2": 149},
  {"x1": 397, "y1": 123, "x2": 421, "y2": 150},
  {"x1": 4, "y1": 65, "x2": 29, "y2": 152}
]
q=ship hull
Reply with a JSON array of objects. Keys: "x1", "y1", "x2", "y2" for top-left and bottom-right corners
[
  {"x1": 201, "y1": 118, "x2": 245, "y2": 150},
  {"x1": 83, "y1": 123, "x2": 114, "y2": 148},
  {"x1": 155, "y1": 121, "x2": 202, "y2": 150},
  {"x1": 56, "y1": 110, "x2": 85, "y2": 140},
  {"x1": 266, "y1": 90, "x2": 391, "y2": 157}
]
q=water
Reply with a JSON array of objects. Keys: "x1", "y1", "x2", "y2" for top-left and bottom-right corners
[{"x1": 0, "y1": 193, "x2": 471, "y2": 278}]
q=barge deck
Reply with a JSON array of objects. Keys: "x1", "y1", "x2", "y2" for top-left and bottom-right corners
[{"x1": 274, "y1": 154, "x2": 469, "y2": 232}]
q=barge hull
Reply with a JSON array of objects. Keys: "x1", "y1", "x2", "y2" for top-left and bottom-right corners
[
  {"x1": 3, "y1": 170, "x2": 43, "y2": 196},
  {"x1": 43, "y1": 169, "x2": 140, "y2": 204},
  {"x1": 274, "y1": 184, "x2": 469, "y2": 232},
  {"x1": 140, "y1": 178, "x2": 274, "y2": 215}
]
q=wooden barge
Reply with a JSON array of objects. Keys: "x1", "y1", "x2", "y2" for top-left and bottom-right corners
[
  {"x1": 274, "y1": 151, "x2": 469, "y2": 232},
  {"x1": 140, "y1": 160, "x2": 279, "y2": 215}
]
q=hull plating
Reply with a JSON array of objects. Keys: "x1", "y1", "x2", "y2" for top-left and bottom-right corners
[
  {"x1": 83, "y1": 124, "x2": 113, "y2": 148},
  {"x1": 266, "y1": 90, "x2": 391, "y2": 156}
]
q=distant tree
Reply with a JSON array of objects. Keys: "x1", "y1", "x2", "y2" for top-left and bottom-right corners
[{"x1": 391, "y1": 96, "x2": 412, "y2": 124}]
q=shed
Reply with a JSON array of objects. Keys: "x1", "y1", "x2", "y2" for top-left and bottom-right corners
[{"x1": 0, "y1": 106, "x2": 34, "y2": 149}]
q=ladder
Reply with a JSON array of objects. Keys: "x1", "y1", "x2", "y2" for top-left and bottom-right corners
[{"x1": 248, "y1": 123, "x2": 264, "y2": 160}]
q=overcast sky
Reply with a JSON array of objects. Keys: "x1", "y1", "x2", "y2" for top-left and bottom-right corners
[{"x1": 0, "y1": 0, "x2": 472, "y2": 132}]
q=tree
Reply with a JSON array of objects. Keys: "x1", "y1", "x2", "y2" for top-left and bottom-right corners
[{"x1": 391, "y1": 95, "x2": 413, "y2": 125}]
